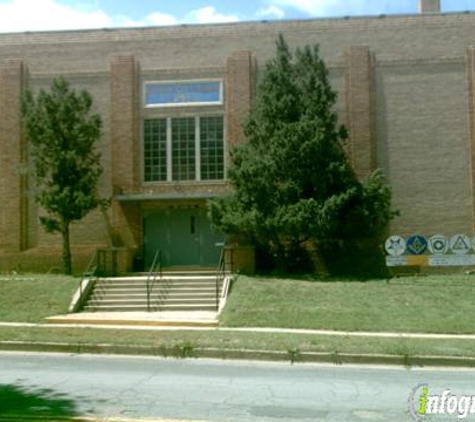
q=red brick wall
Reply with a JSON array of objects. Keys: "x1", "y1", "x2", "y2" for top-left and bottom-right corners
[
  {"x1": 0, "y1": 59, "x2": 28, "y2": 252},
  {"x1": 225, "y1": 51, "x2": 257, "y2": 151},
  {"x1": 110, "y1": 56, "x2": 140, "y2": 248},
  {"x1": 345, "y1": 46, "x2": 376, "y2": 181},
  {"x1": 110, "y1": 55, "x2": 139, "y2": 193},
  {"x1": 1, "y1": 14, "x2": 475, "y2": 269},
  {"x1": 466, "y1": 44, "x2": 475, "y2": 232}
]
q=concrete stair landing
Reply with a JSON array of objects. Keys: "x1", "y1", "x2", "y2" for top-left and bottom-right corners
[{"x1": 46, "y1": 311, "x2": 219, "y2": 328}]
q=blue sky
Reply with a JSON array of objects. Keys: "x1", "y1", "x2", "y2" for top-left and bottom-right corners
[{"x1": 0, "y1": 0, "x2": 474, "y2": 33}]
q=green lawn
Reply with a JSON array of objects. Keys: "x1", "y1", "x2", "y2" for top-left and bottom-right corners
[
  {"x1": 1, "y1": 272, "x2": 475, "y2": 336},
  {"x1": 1, "y1": 326, "x2": 475, "y2": 360},
  {"x1": 0, "y1": 274, "x2": 78, "y2": 322},
  {"x1": 220, "y1": 274, "x2": 475, "y2": 334},
  {"x1": 0, "y1": 273, "x2": 475, "y2": 362}
]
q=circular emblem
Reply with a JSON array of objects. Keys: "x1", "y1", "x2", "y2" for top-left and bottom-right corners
[
  {"x1": 449, "y1": 234, "x2": 471, "y2": 255},
  {"x1": 406, "y1": 234, "x2": 427, "y2": 255},
  {"x1": 428, "y1": 235, "x2": 448, "y2": 254},
  {"x1": 384, "y1": 235, "x2": 406, "y2": 256},
  {"x1": 408, "y1": 383, "x2": 428, "y2": 422}
]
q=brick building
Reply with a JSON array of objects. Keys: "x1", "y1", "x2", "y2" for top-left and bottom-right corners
[{"x1": 0, "y1": 0, "x2": 473, "y2": 272}]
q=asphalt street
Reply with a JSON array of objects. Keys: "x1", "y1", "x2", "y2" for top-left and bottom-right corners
[{"x1": 1, "y1": 352, "x2": 474, "y2": 421}]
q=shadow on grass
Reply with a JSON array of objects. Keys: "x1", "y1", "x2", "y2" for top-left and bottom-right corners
[{"x1": 0, "y1": 384, "x2": 80, "y2": 420}]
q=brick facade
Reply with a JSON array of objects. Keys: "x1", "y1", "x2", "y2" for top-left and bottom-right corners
[
  {"x1": 111, "y1": 55, "x2": 139, "y2": 194},
  {"x1": 225, "y1": 51, "x2": 257, "y2": 150},
  {"x1": 0, "y1": 59, "x2": 28, "y2": 252},
  {"x1": 466, "y1": 44, "x2": 475, "y2": 233},
  {"x1": 345, "y1": 46, "x2": 376, "y2": 180},
  {"x1": 110, "y1": 55, "x2": 140, "y2": 249},
  {"x1": 0, "y1": 11, "x2": 474, "y2": 271}
]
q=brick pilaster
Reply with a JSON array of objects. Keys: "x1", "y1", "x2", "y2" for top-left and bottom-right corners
[
  {"x1": 109, "y1": 56, "x2": 139, "y2": 248},
  {"x1": 110, "y1": 55, "x2": 139, "y2": 193},
  {"x1": 345, "y1": 46, "x2": 376, "y2": 180},
  {"x1": 0, "y1": 59, "x2": 28, "y2": 252},
  {"x1": 225, "y1": 51, "x2": 257, "y2": 151},
  {"x1": 466, "y1": 45, "x2": 475, "y2": 231}
]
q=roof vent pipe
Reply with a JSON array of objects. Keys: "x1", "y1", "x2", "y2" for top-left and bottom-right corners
[{"x1": 418, "y1": 0, "x2": 441, "y2": 13}]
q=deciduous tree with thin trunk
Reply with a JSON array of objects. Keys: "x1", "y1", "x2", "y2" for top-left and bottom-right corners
[{"x1": 22, "y1": 77, "x2": 104, "y2": 274}]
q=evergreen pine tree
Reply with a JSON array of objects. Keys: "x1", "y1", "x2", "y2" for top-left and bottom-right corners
[{"x1": 210, "y1": 36, "x2": 395, "y2": 272}]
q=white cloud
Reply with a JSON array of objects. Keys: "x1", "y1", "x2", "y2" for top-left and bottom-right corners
[
  {"x1": 185, "y1": 6, "x2": 239, "y2": 24},
  {"x1": 0, "y1": 1, "x2": 241, "y2": 33},
  {"x1": 270, "y1": 0, "x2": 407, "y2": 17},
  {"x1": 0, "y1": 0, "x2": 112, "y2": 32},
  {"x1": 273, "y1": 0, "x2": 327, "y2": 15},
  {"x1": 145, "y1": 12, "x2": 178, "y2": 27},
  {"x1": 257, "y1": 5, "x2": 286, "y2": 19}
]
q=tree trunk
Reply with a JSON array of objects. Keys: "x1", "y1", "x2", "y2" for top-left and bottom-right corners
[
  {"x1": 307, "y1": 240, "x2": 329, "y2": 277},
  {"x1": 62, "y1": 222, "x2": 72, "y2": 275}
]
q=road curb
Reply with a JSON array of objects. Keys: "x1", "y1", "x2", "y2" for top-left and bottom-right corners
[{"x1": 1, "y1": 340, "x2": 475, "y2": 368}]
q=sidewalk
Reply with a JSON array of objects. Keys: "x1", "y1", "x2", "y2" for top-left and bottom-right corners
[
  {"x1": 2, "y1": 313, "x2": 475, "y2": 368},
  {"x1": 45, "y1": 311, "x2": 219, "y2": 328},
  {"x1": 1, "y1": 315, "x2": 475, "y2": 341}
]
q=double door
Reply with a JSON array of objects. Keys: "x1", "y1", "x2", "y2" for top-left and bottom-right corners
[{"x1": 143, "y1": 209, "x2": 223, "y2": 268}]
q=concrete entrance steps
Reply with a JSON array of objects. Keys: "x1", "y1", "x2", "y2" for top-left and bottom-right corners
[{"x1": 83, "y1": 274, "x2": 223, "y2": 313}]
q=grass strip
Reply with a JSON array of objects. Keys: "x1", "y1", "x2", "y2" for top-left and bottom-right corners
[
  {"x1": 0, "y1": 275, "x2": 77, "y2": 323},
  {"x1": 0, "y1": 326, "x2": 475, "y2": 360},
  {"x1": 220, "y1": 275, "x2": 475, "y2": 334}
]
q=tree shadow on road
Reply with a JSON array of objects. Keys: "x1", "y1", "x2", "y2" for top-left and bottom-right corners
[{"x1": 0, "y1": 383, "x2": 80, "y2": 421}]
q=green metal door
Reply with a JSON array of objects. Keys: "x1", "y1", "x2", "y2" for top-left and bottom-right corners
[{"x1": 144, "y1": 209, "x2": 223, "y2": 268}]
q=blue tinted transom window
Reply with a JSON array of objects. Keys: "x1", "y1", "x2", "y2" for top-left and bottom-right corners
[{"x1": 145, "y1": 80, "x2": 222, "y2": 107}]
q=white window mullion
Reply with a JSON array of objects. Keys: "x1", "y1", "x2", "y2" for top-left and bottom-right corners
[
  {"x1": 166, "y1": 117, "x2": 172, "y2": 182},
  {"x1": 195, "y1": 116, "x2": 201, "y2": 181}
]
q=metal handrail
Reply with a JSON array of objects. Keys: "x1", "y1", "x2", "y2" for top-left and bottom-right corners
[
  {"x1": 83, "y1": 250, "x2": 98, "y2": 277},
  {"x1": 146, "y1": 248, "x2": 162, "y2": 311},
  {"x1": 81, "y1": 250, "x2": 99, "y2": 295},
  {"x1": 215, "y1": 247, "x2": 226, "y2": 311}
]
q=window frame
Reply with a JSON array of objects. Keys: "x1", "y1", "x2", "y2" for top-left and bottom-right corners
[
  {"x1": 143, "y1": 79, "x2": 224, "y2": 108},
  {"x1": 199, "y1": 115, "x2": 225, "y2": 181},
  {"x1": 143, "y1": 117, "x2": 168, "y2": 183},
  {"x1": 142, "y1": 114, "x2": 226, "y2": 184}
]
